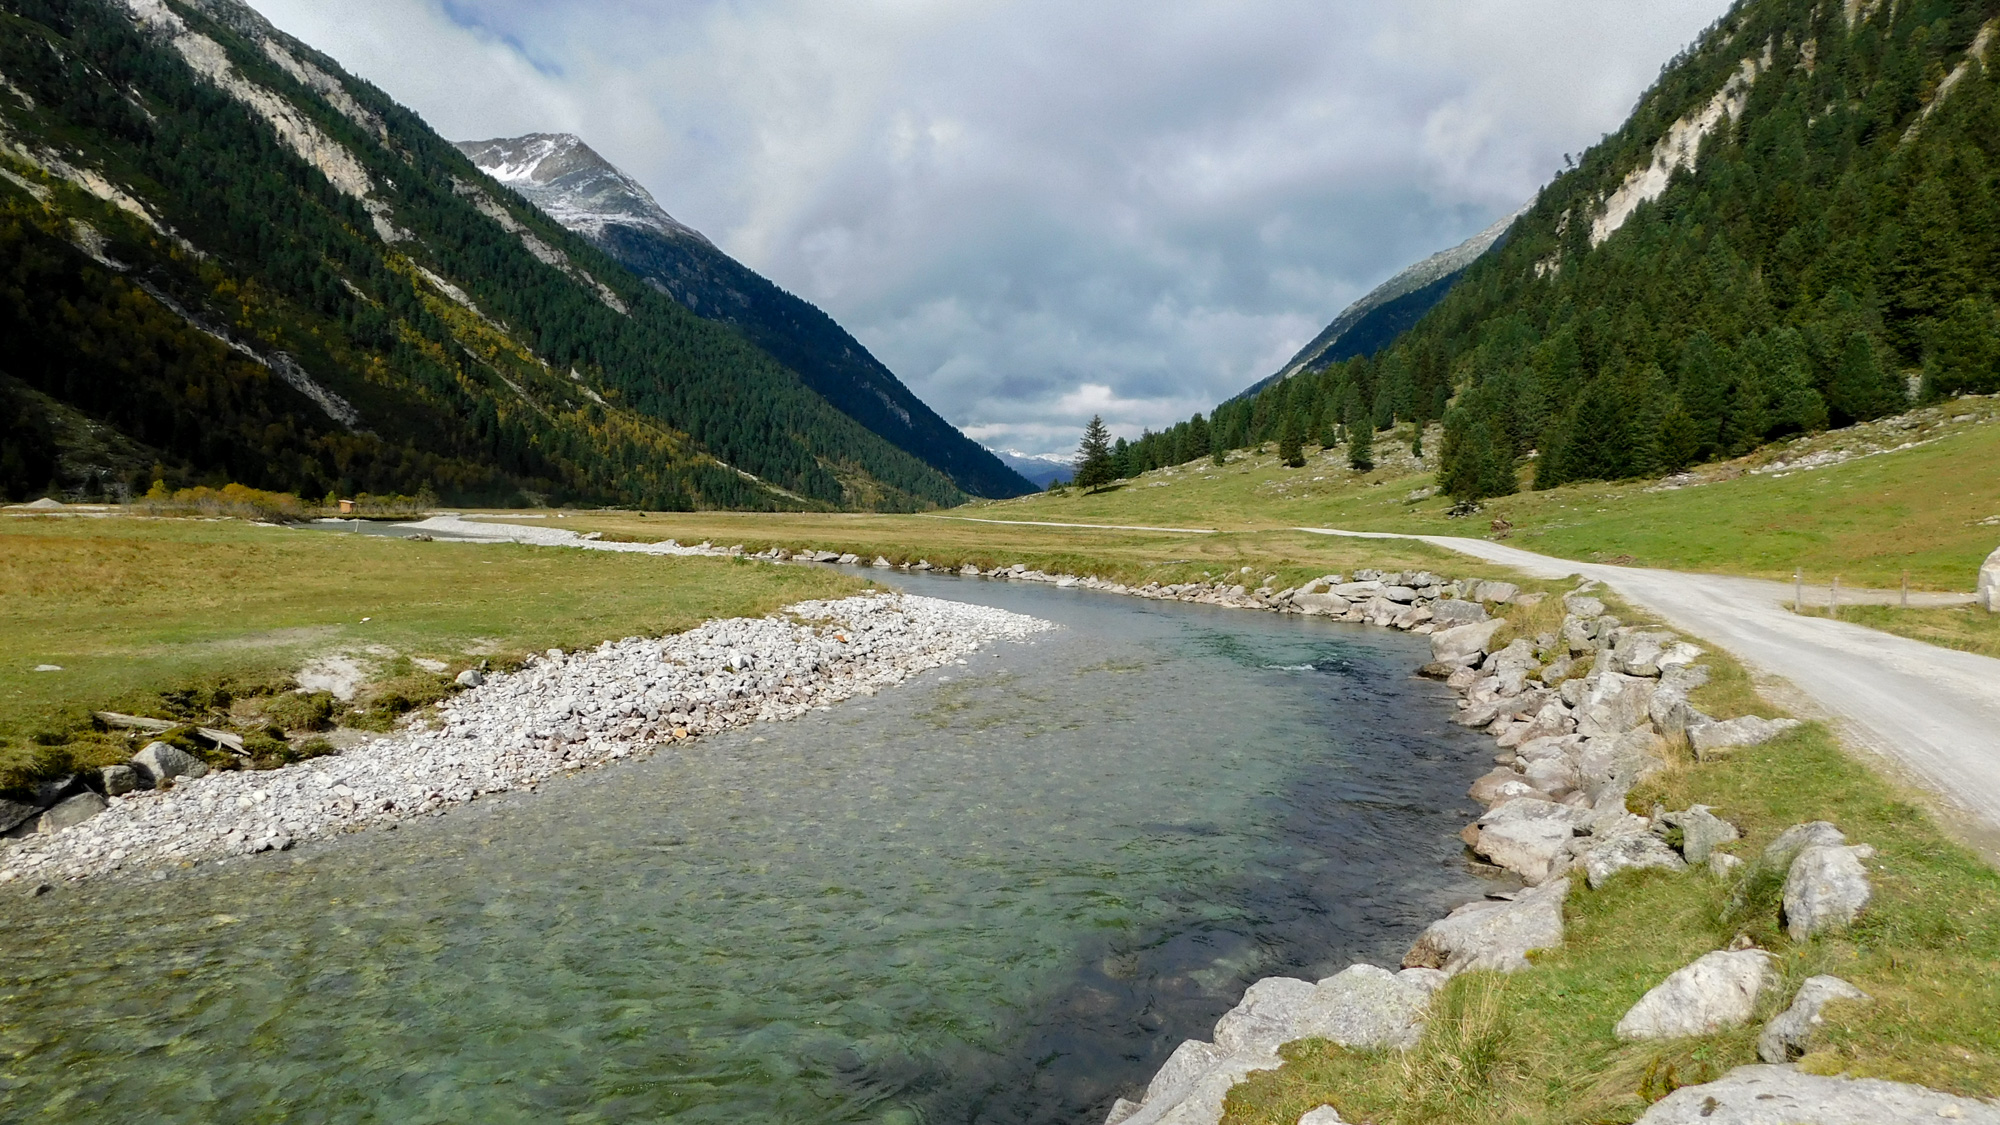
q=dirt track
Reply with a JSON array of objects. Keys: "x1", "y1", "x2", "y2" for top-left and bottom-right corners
[{"x1": 1301, "y1": 527, "x2": 2000, "y2": 853}]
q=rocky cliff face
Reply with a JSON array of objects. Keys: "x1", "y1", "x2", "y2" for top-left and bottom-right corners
[{"x1": 457, "y1": 133, "x2": 1036, "y2": 499}]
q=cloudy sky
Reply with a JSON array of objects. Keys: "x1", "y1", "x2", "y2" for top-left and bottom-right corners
[{"x1": 247, "y1": 0, "x2": 1731, "y2": 456}]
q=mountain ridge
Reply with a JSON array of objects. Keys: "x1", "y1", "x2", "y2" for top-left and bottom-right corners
[{"x1": 455, "y1": 132, "x2": 1036, "y2": 500}]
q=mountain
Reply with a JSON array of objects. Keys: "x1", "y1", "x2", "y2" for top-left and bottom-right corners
[
  {"x1": 1206, "y1": 0, "x2": 2000, "y2": 501},
  {"x1": 988, "y1": 448, "x2": 1075, "y2": 488},
  {"x1": 1235, "y1": 207, "x2": 1524, "y2": 401},
  {"x1": 455, "y1": 133, "x2": 1036, "y2": 500},
  {"x1": 0, "y1": 0, "x2": 971, "y2": 511}
]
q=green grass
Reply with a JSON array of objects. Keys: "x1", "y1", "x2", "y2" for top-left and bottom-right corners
[
  {"x1": 1220, "y1": 693, "x2": 2000, "y2": 1123},
  {"x1": 0, "y1": 515, "x2": 862, "y2": 783},
  {"x1": 1802, "y1": 603, "x2": 2000, "y2": 660},
  {"x1": 964, "y1": 398, "x2": 2000, "y2": 592}
]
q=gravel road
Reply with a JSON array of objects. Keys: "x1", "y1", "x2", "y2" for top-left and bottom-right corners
[{"x1": 1300, "y1": 528, "x2": 2000, "y2": 850}]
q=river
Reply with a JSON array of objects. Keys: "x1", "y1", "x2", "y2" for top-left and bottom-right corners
[{"x1": 0, "y1": 570, "x2": 1495, "y2": 1124}]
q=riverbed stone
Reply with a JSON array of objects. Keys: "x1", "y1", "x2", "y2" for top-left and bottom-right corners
[
  {"x1": 100, "y1": 764, "x2": 137, "y2": 797},
  {"x1": 1632, "y1": 1064, "x2": 2000, "y2": 1124},
  {"x1": 1123, "y1": 1040, "x2": 1282, "y2": 1125},
  {"x1": 1758, "y1": 976, "x2": 1869, "y2": 1063},
  {"x1": 454, "y1": 669, "x2": 484, "y2": 688},
  {"x1": 1105, "y1": 1098, "x2": 1142, "y2": 1125},
  {"x1": 1473, "y1": 580, "x2": 1521, "y2": 604},
  {"x1": 1563, "y1": 594, "x2": 1606, "y2": 619},
  {"x1": 1468, "y1": 768, "x2": 1539, "y2": 806},
  {"x1": 1475, "y1": 809, "x2": 1578, "y2": 884},
  {"x1": 1431, "y1": 619, "x2": 1508, "y2": 666},
  {"x1": 0, "y1": 798, "x2": 37, "y2": 834},
  {"x1": 1615, "y1": 949, "x2": 1779, "y2": 1041},
  {"x1": 1687, "y1": 716, "x2": 1802, "y2": 760},
  {"x1": 1577, "y1": 728, "x2": 1667, "y2": 805},
  {"x1": 1581, "y1": 832, "x2": 1687, "y2": 888},
  {"x1": 36, "y1": 791, "x2": 107, "y2": 834},
  {"x1": 132, "y1": 741, "x2": 209, "y2": 787},
  {"x1": 1404, "y1": 878, "x2": 1569, "y2": 975},
  {"x1": 1292, "y1": 593, "x2": 1351, "y2": 616},
  {"x1": 1783, "y1": 844, "x2": 1875, "y2": 941}
]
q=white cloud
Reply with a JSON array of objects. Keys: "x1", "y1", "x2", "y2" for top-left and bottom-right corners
[{"x1": 247, "y1": 0, "x2": 1731, "y2": 455}]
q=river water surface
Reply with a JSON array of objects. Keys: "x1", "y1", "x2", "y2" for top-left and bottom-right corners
[{"x1": 0, "y1": 571, "x2": 1495, "y2": 1124}]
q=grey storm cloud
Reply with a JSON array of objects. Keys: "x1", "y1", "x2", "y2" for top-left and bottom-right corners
[{"x1": 247, "y1": 0, "x2": 1732, "y2": 455}]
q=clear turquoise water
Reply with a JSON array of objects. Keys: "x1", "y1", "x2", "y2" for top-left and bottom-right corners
[{"x1": 0, "y1": 573, "x2": 1494, "y2": 1123}]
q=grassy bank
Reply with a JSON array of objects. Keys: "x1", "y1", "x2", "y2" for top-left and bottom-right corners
[
  {"x1": 0, "y1": 515, "x2": 861, "y2": 783},
  {"x1": 1797, "y1": 603, "x2": 2000, "y2": 661},
  {"x1": 1217, "y1": 602, "x2": 2000, "y2": 1123},
  {"x1": 962, "y1": 396, "x2": 2000, "y2": 592}
]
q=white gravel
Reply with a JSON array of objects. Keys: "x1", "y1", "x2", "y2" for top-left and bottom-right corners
[{"x1": 1, "y1": 593, "x2": 1053, "y2": 885}]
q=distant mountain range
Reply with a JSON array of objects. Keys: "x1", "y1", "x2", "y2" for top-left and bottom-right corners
[
  {"x1": 456, "y1": 133, "x2": 1034, "y2": 500},
  {"x1": 987, "y1": 449, "x2": 1075, "y2": 488},
  {"x1": 0, "y1": 0, "x2": 1020, "y2": 509}
]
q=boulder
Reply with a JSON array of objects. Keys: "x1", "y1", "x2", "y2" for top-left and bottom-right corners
[
  {"x1": 1563, "y1": 594, "x2": 1606, "y2": 619},
  {"x1": 1468, "y1": 768, "x2": 1540, "y2": 807},
  {"x1": 1632, "y1": 1064, "x2": 2000, "y2": 1124},
  {"x1": 1105, "y1": 1099, "x2": 1142, "y2": 1125},
  {"x1": 1297, "y1": 1108, "x2": 1345, "y2": 1125},
  {"x1": 1687, "y1": 716, "x2": 1802, "y2": 760},
  {"x1": 132, "y1": 741, "x2": 209, "y2": 787},
  {"x1": 1980, "y1": 545, "x2": 2000, "y2": 612},
  {"x1": 36, "y1": 791, "x2": 107, "y2": 834},
  {"x1": 1758, "y1": 975, "x2": 1869, "y2": 1063},
  {"x1": 1573, "y1": 672, "x2": 1658, "y2": 739},
  {"x1": 1614, "y1": 949, "x2": 1779, "y2": 1040},
  {"x1": 1291, "y1": 964, "x2": 1434, "y2": 1050},
  {"x1": 1430, "y1": 619, "x2": 1508, "y2": 666},
  {"x1": 454, "y1": 669, "x2": 485, "y2": 688},
  {"x1": 1581, "y1": 832, "x2": 1687, "y2": 888},
  {"x1": 1708, "y1": 851, "x2": 1744, "y2": 878},
  {"x1": 1760, "y1": 821, "x2": 1846, "y2": 872},
  {"x1": 1121, "y1": 1041, "x2": 1282, "y2": 1125},
  {"x1": 1429, "y1": 599, "x2": 1489, "y2": 627},
  {"x1": 1403, "y1": 878, "x2": 1569, "y2": 975},
  {"x1": 1607, "y1": 629, "x2": 1681, "y2": 677},
  {"x1": 1472, "y1": 580, "x2": 1521, "y2": 603},
  {"x1": 1664, "y1": 805, "x2": 1739, "y2": 863},
  {"x1": 1212, "y1": 977, "x2": 1315, "y2": 1056},
  {"x1": 1474, "y1": 801, "x2": 1584, "y2": 883},
  {"x1": 1782, "y1": 844, "x2": 1875, "y2": 941},
  {"x1": 1380, "y1": 585, "x2": 1419, "y2": 604},
  {"x1": 100, "y1": 764, "x2": 138, "y2": 797},
  {"x1": 1292, "y1": 593, "x2": 1352, "y2": 616},
  {"x1": 0, "y1": 798, "x2": 38, "y2": 835},
  {"x1": 1520, "y1": 753, "x2": 1579, "y2": 796},
  {"x1": 1576, "y1": 728, "x2": 1667, "y2": 806}
]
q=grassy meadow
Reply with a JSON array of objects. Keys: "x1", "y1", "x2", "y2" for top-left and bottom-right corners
[{"x1": 0, "y1": 515, "x2": 861, "y2": 784}]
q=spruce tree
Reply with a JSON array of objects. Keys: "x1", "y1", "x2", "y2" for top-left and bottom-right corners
[
  {"x1": 1279, "y1": 414, "x2": 1306, "y2": 468},
  {"x1": 1346, "y1": 418, "x2": 1374, "y2": 472},
  {"x1": 1184, "y1": 413, "x2": 1212, "y2": 462},
  {"x1": 1829, "y1": 331, "x2": 1903, "y2": 422},
  {"x1": 1073, "y1": 415, "x2": 1115, "y2": 490}
]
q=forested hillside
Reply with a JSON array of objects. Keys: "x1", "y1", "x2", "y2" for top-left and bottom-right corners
[
  {"x1": 0, "y1": 0, "x2": 966, "y2": 510},
  {"x1": 458, "y1": 133, "x2": 1035, "y2": 500},
  {"x1": 1145, "y1": 0, "x2": 2000, "y2": 498}
]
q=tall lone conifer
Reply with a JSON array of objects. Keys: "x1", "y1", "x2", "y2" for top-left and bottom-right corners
[
  {"x1": 1073, "y1": 415, "x2": 1116, "y2": 491},
  {"x1": 1279, "y1": 415, "x2": 1306, "y2": 468},
  {"x1": 1347, "y1": 419, "x2": 1374, "y2": 472}
]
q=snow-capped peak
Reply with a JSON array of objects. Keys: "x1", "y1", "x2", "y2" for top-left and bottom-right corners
[{"x1": 455, "y1": 132, "x2": 709, "y2": 245}]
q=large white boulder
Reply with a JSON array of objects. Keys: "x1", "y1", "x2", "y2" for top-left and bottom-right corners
[
  {"x1": 1687, "y1": 716, "x2": 1802, "y2": 759},
  {"x1": 1614, "y1": 949, "x2": 1779, "y2": 1041},
  {"x1": 1290, "y1": 964, "x2": 1436, "y2": 1050},
  {"x1": 1211, "y1": 977, "x2": 1315, "y2": 1057},
  {"x1": 1573, "y1": 672, "x2": 1659, "y2": 739},
  {"x1": 1980, "y1": 545, "x2": 2000, "y2": 612},
  {"x1": 1783, "y1": 844, "x2": 1875, "y2": 941},
  {"x1": 131, "y1": 741, "x2": 209, "y2": 787},
  {"x1": 1581, "y1": 832, "x2": 1687, "y2": 888},
  {"x1": 1430, "y1": 619, "x2": 1508, "y2": 666},
  {"x1": 1403, "y1": 878, "x2": 1570, "y2": 975},
  {"x1": 1474, "y1": 800, "x2": 1586, "y2": 884},
  {"x1": 1634, "y1": 1064, "x2": 2000, "y2": 1123}
]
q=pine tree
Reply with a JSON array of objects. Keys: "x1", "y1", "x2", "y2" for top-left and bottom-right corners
[
  {"x1": 1184, "y1": 413, "x2": 1212, "y2": 462},
  {"x1": 1279, "y1": 414, "x2": 1306, "y2": 468},
  {"x1": 1073, "y1": 415, "x2": 1116, "y2": 490},
  {"x1": 1346, "y1": 418, "x2": 1373, "y2": 472},
  {"x1": 1923, "y1": 298, "x2": 2000, "y2": 398},
  {"x1": 1210, "y1": 442, "x2": 1227, "y2": 467},
  {"x1": 1828, "y1": 331, "x2": 1903, "y2": 423}
]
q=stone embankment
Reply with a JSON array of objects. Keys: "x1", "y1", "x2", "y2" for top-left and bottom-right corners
[{"x1": 0, "y1": 594, "x2": 1053, "y2": 886}]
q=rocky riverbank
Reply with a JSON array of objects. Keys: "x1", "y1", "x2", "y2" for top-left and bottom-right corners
[{"x1": 0, "y1": 593, "x2": 1054, "y2": 886}]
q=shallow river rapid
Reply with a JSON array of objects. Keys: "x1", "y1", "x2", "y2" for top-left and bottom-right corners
[{"x1": 0, "y1": 571, "x2": 1495, "y2": 1124}]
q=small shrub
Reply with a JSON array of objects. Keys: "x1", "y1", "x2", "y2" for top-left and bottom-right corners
[{"x1": 262, "y1": 690, "x2": 338, "y2": 732}]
